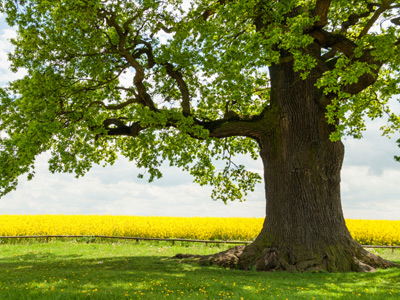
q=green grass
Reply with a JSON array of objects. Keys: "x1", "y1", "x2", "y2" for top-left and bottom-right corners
[{"x1": 0, "y1": 240, "x2": 399, "y2": 299}]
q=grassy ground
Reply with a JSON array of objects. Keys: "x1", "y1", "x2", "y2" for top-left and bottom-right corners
[{"x1": 0, "y1": 240, "x2": 399, "y2": 299}]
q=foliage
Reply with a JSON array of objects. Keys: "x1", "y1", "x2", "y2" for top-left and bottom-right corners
[
  {"x1": 0, "y1": 241, "x2": 399, "y2": 299},
  {"x1": 1, "y1": 215, "x2": 399, "y2": 246},
  {"x1": 1, "y1": 0, "x2": 400, "y2": 199}
]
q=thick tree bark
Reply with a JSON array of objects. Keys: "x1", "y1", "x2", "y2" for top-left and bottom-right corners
[
  {"x1": 232, "y1": 61, "x2": 396, "y2": 271},
  {"x1": 177, "y1": 54, "x2": 398, "y2": 272}
]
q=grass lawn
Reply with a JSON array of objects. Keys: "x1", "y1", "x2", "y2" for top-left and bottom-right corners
[{"x1": 0, "y1": 240, "x2": 399, "y2": 299}]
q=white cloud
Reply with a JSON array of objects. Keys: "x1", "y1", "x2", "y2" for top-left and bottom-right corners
[
  {"x1": 340, "y1": 114, "x2": 400, "y2": 220},
  {"x1": 0, "y1": 153, "x2": 265, "y2": 217},
  {"x1": 0, "y1": 28, "x2": 15, "y2": 73},
  {"x1": 0, "y1": 26, "x2": 27, "y2": 84},
  {"x1": 342, "y1": 166, "x2": 400, "y2": 220},
  {"x1": 0, "y1": 28, "x2": 16, "y2": 49},
  {"x1": 2, "y1": 137, "x2": 399, "y2": 219}
]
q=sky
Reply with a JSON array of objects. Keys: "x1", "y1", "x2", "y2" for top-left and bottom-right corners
[{"x1": 0, "y1": 13, "x2": 399, "y2": 220}]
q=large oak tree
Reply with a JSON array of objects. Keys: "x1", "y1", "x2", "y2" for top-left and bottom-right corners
[{"x1": 1, "y1": 0, "x2": 400, "y2": 271}]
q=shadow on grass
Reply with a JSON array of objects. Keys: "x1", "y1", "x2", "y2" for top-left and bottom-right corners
[{"x1": 0, "y1": 250, "x2": 399, "y2": 300}]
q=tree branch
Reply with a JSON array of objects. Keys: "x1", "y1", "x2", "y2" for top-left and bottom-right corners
[
  {"x1": 202, "y1": 0, "x2": 228, "y2": 20},
  {"x1": 133, "y1": 40, "x2": 156, "y2": 68},
  {"x1": 310, "y1": 28, "x2": 383, "y2": 97},
  {"x1": 103, "y1": 119, "x2": 146, "y2": 137},
  {"x1": 102, "y1": 10, "x2": 157, "y2": 112},
  {"x1": 89, "y1": 97, "x2": 141, "y2": 110},
  {"x1": 342, "y1": 62, "x2": 382, "y2": 97},
  {"x1": 122, "y1": 50, "x2": 157, "y2": 111},
  {"x1": 358, "y1": 4, "x2": 389, "y2": 38},
  {"x1": 196, "y1": 112, "x2": 266, "y2": 140},
  {"x1": 100, "y1": 110, "x2": 264, "y2": 140},
  {"x1": 105, "y1": 10, "x2": 127, "y2": 49},
  {"x1": 314, "y1": 0, "x2": 331, "y2": 28},
  {"x1": 310, "y1": 29, "x2": 358, "y2": 57},
  {"x1": 122, "y1": 9, "x2": 147, "y2": 35},
  {"x1": 340, "y1": 9, "x2": 374, "y2": 33},
  {"x1": 164, "y1": 63, "x2": 191, "y2": 116},
  {"x1": 76, "y1": 63, "x2": 130, "y2": 90}
]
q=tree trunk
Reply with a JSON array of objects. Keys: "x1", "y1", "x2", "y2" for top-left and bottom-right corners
[{"x1": 192, "y1": 57, "x2": 398, "y2": 272}]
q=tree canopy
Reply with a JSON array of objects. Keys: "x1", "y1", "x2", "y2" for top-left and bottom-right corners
[{"x1": 1, "y1": 0, "x2": 400, "y2": 199}]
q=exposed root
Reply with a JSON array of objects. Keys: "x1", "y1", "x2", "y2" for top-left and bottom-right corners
[
  {"x1": 353, "y1": 247, "x2": 398, "y2": 272},
  {"x1": 173, "y1": 244, "x2": 399, "y2": 272},
  {"x1": 173, "y1": 246, "x2": 245, "y2": 266},
  {"x1": 198, "y1": 245, "x2": 246, "y2": 268},
  {"x1": 173, "y1": 253, "x2": 204, "y2": 263}
]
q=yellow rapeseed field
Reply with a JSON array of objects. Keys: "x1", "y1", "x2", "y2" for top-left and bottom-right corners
[{"x1": 0, "y1": 215, "x2": 399, "y2": 245}]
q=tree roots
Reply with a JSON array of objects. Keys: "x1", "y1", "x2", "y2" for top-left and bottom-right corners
[{"x1": 173, "y1": 244, "x2": 399, "y2": 272}]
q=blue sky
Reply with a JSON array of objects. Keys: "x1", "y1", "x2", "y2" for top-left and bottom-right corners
[{"x1": 0, "y1": 13, "x2": 399, "y2": 219}]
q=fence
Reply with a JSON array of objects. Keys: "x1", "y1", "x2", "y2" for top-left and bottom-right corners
[
  {"x1": 0, "y1": 235, "x2": 249, "y2": 245},
  {"x1": 1, "y1": 235, "x2": 400, "y2": 253}
]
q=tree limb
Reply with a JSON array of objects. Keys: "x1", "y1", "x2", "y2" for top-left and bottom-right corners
[
  {"x1": 358, "y1": 4, "x2": 389, "y2": 38},
  {"x1": 102, "y1": 10, "x2": 157, "y2": 112},
  {"x1": 89, "y1": 97, "x2": 141, "y2": 110},
  {"x1": 122, "y1": 8, "x2": 148, "y2": 35},
  {"x1": 314, "y1": 0, "x2": 331, "y2": 28},
  {"x1": 196, "y1": 113, "x2": 265, "y2": 140},
  {"x1": 310, "y1": 29, "x2": 383, "y2": 97},
  {"x1": 342, "y1": 62, "x2": 382, "y2": 97},
  {"x1": 340, "y1": 7, "x2": 375, "y2": 34},
  {"x1": 310, "y1": 29, "x2": 358, "y2": 57},
  {"x1": 164, "y1": 63, "x2": 191, "y2": 116},
  {"x1": 133, "y1": 40, "x2": 156, "y2": 68},
  {"x1": 202, "y1": 0, "x2": 228, "y2": 20},
  {"x1": 391, "y1": 16, "x2": 400, "y2": 25},
  {"x1": 121, "y1": 50, "x2": 157, "y2": 111},
  {"x1": 103, "y1": 119, "x2": 146, "y2": 137},
  {"x1": 100, "y1": 110, "x2": 264, "y2": 140}
]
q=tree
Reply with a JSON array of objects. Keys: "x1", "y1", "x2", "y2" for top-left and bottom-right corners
[{"x1": 1, "y1": 0, "x2": 400, "y2": 272}]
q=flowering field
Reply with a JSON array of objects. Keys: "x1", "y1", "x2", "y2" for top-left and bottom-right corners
[{"x1": 0, "y1": 215, "x2": 399, "y2": 246}]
